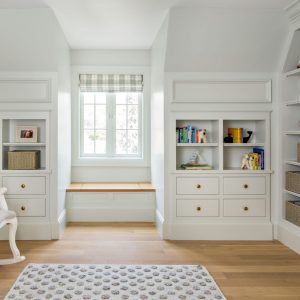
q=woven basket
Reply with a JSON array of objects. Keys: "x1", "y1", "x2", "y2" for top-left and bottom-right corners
[
  {"x1": 297, "y1": 144, "x2": 300, "y2": 163},
  {"x1": 286, "y1": 201, "x2": 300, "y2": 227},
  {"x1": 8, "y1": 150, "x2": 40, "y2": 170},
  {"x1": 286, "y1": 171, "x2": 300, "y2": 194}
]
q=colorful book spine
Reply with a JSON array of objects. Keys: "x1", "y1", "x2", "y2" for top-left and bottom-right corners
[
  {"x1": 253, "y1": 148, "x2": 264, "y2": 170},
  {"x1": 228, "y1": 128, "x2": 243, "y2": 143}
]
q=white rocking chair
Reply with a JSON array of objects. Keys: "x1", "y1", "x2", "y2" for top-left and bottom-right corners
[{"x1": 0, "y1": 187, "x2": 25, "y2": 265}]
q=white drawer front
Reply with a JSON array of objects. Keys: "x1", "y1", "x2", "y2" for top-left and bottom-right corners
[
  {"x1": 224, "y1": 199, "x2": 266, "y2": 217},
  {"x1": 6, "y1": 198, "x2": 46, "y2": 217},
  {"x1": 223, "y1": 176, "x2": 266, "y2": 195},
  {"x1": 2, "y1": 176, "x2": 46, "y2": 195},
  {"x1": 177, "y1": 199, "x2": 219, "y2": 217},
  {"x1": 176, "y1": 177, "x2": 219, "y2": 195}
]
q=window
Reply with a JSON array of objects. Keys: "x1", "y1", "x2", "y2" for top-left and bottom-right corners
[{"x1": 79, "y1": 74, "x2": 143, "y2": 159}]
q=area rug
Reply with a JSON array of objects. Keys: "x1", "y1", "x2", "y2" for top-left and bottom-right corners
[{"x1": 5, "y1": 264, "x2": 226, "y2": 300}]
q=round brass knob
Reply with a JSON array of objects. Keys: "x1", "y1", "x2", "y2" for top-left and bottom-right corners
[
  {"x1": 21, "y1": 184, "x2": 26, "y2": 189},
  {"x1": 244, "y1": 206, "x2": 249, "y2": 211},
  {"x1": 244, "y1": 184, "x2": 248, "y2": 189},
  {"x1": 196, "y1": 207, "x2": 201, "y2": 211},
  {"x1": 21, "y1": 206, "x2": 26, "y2": 211},
  {"x1": 196, "y1": 184, "x2": 201, "y2": 189}
]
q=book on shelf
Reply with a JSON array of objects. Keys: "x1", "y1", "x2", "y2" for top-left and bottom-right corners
[
  {"x1": 253, "y1": 147, "x2": 264, "y2": 170},
  {"x1": 176, "y1": 125, "x2": 207, "y2": 143},
  {"x1": 181, "y1": 163, "x2": 213, "y2": 170}
]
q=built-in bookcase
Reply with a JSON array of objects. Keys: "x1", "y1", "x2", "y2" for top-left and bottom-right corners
[
  {"x1": 0, "y1": 113, "x2": 49, "y2": 171},
  {"x1": 173, "y1": 112, "x2": 270, "y2": 172}
]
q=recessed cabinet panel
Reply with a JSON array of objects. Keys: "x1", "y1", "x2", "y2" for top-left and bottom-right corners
[
  {"x1": 223, "y1": 176, "x2": 266, "y2": 195},
  {"x1": 3, "y1": 176, "x2": 46, "y2": 195},
  {"x1": 177, "y1": 199, "x2": 219, "y2": 217},
  {"x1": 176, "y1": 177, "x2": 219, "y2": 195},
  {"x1": 6, "y1": 198, "x2": 46, "y2": 217},
  {"x1": 224, "y1": 199, "x2": 266, "y2": 217}
]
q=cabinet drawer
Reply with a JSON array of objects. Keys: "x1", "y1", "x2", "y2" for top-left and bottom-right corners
[
  {"x1": 6, "y1": 198, "x2": 46, "y2": 217},
  {"x1": 223, "y1": 199, "x2": 266, "y2": 217},
  {"x1": 223, "y1": 176, "x2": 266, "y2": 195},
  {"x1": 177, "y1": 199, "x2": 219, "y2": 217},
  {"x1": 176, "y1": 177, "x2": 219, "y2": 195},
  {"x1": 2, "y1": 176, "x2": 46, "y2": 195}
]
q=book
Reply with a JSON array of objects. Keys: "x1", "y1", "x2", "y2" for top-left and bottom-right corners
[
  {"x1": 228, "y1": 128, "x2": 243, "y2": 143},
  {"x1": 181, "y1": 163, "x2": 213, "y2": 170},
  {"x1": 253, "y1": 148, "x2": 264, "y2": 170}
]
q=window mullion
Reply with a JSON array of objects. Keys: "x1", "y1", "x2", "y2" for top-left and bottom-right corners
[{"x1": 107, "y1": 93, "x2": 116, "y2": 156}]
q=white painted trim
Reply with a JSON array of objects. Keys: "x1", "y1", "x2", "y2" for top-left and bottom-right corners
[
  {"x1": 0, "y1": 223, "x2": 52, "y2": 240},
  {"x1": 155, "y1": 209, "x2": 165, "y2": 238},
  {"x1": 168, "y1": 223, "x2": 273, "y2": 240},
  {"x1": 51, "y1": 209, "x2": 67, "y2": 240},
  {"x1": 277, "y1": 221, "x2": 300, "y2": 254}
]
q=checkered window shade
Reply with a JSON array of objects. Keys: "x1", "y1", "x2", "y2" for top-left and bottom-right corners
[{"x1": 79, "y1": 74, "x2": 143, "y2": 92}]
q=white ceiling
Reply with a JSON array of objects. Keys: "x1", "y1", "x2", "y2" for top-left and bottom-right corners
[{"x1": 0, "y1": 0, "x2": 294, "y2": 49}]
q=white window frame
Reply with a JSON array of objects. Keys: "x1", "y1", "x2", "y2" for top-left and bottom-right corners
[
  {"x1": 79, "y1": 92, "x2": 143, "y2": 158},
  {"x1": 72, "y1": 66, "x2": 150, "y2": 167}
]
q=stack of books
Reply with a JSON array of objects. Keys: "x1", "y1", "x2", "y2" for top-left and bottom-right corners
[
  {"x1": 176, "y1": 125, "x2": 206, "y2": 143},
  {"x1": 181, "y1": 163, "x2": 213, "y2": 170},
  {"x1": 228, "y1": 128, "x2": 243, "y2": 143},
  {"x1": 253, "y1": 148, "x2": 264, "y2": 170}
]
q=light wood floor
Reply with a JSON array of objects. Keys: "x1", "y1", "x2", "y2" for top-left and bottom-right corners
[{"x1": 1, "y1": 223, "x2": 300, "y2": 300}]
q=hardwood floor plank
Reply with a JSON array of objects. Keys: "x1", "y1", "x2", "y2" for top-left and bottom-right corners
[{"x1": 0, "y1": 222, "x2": 300, "y2": 300}]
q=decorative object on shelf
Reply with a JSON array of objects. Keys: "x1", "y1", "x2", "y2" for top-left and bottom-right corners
[
  {"x1": 241, "y1": 152, "x2": 260, "y2": 170},
  {"x1": 176, "y1": 126, "x2": 208, "y2": 143},
  {"x1": 15, "y1": 126, "x2": 38, "y2": 143},
  {"x1": 188, "y1": 151, "x2": 201, "y2": 164},
  {"x1": 224, "y1": 134, "x2": 233, "y2": 143},
  {"x1": 228, "y1": 128, "x2": 243, "y2": 143},
  {"x1": 182, "y1": 151, "x2": 212, "y2": 170},
  {"x1": 8, "y1": 150, "x2": 40, "y2": 170},
  {"x1": 297, "y1": 59, "x2": 300, "y2": 69},
  {"x1": 297, "y1": 144, "x2": 300, "y2": 163},
  {"x1": 286, "y1": 201, "x2": 300, "y2": 227},
  {"x1": 286, "y1": 171, "x2": 300, "y2": 194},
  {"x1": 243, "y1": 131, "x2": 253, "y2": 143}
]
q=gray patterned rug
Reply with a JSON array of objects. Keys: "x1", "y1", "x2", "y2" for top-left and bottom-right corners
[{"x1": 5, "y1": 264, "x2": 226, "y2": 300}]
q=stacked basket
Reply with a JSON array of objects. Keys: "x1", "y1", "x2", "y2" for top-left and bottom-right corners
[{"x1": 286, "y1": 144, "x2": 300, "y2": 226}]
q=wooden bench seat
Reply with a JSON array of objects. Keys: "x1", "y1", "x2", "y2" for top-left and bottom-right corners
[{"x1": 67, "y1": 182, "x2": 156, "y2": 193}]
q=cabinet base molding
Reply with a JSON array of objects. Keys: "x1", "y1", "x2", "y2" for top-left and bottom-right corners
[
  {"x1": 167, "y1": 222, "x2": 273, "y2": 240},
  {"x1": 277, "y1": 221, "x2": 300, "y2": 255},
  {"x1": 0, "y1": 223, "x2": 52, "y2": 240}
]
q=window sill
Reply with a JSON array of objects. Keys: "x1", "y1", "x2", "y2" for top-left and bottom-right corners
[{"x1": 72, "y1": 156, "x2": 149, "y2": 167}]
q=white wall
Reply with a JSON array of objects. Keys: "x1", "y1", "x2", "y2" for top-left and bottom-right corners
[
  {"x1": 70, "y1": 50, "x2": 151, "y2": 183},
  {"x1": 150, "y1": 16, "x2": 169, "y2": 233},
  {"x1": 165, "y1": 7, "x2": 288, "y2": 72}
]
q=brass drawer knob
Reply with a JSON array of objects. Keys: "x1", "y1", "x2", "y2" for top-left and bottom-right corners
[
  {"x1": 21, "y1": 206, "x2": 26, "y2": 211},
  {"x1": 196, "y1": 207, "x2": 201, "y2": 211},
  {"x1": 196, "y1": 184, "x2": 201, "y2": 189},
  {"x1": 244, "y1": 184, "x2": 248, "y2": 189},
  {"x1": 21, "y1": 184, "x2": 26, "y2": 189},
  {"x1": 244, "y1": 206, "x2": 249, "y2": 211}
]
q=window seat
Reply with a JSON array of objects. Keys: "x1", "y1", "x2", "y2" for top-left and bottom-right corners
[
  {"x1": 66, "y1": 182, "x2": 156, "y2": 222},
  {"x1": 66, "y1": 182, "x2": 155, "y2": 192}
]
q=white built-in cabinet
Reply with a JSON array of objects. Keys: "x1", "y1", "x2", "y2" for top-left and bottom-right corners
[
  {"x1": 0, "y1": 72, "x2": 70, "y2": 240},
  {"x1": 167, "y1": 111, "x2": 272, "y2": 240}
]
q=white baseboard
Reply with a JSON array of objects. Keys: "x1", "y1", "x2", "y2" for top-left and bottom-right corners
[
  {"x1": 277, "y1": 220, "x2": 300, "y2": 254},
  {"x1": 67, "y1": 208, "x2": 155, "y2": 222},
  {"x1": 51, "y1": 209, "x2": 67, "y2": 239},
  {"x1": 155, "y1": 209, "x2": 165, "y2": 238},
  {"x1": 168, "y1": 222, "x2": 273, "y2": 240},
  {"x1": 0, "y1": 223, "x2": 52, "y2": 240}
]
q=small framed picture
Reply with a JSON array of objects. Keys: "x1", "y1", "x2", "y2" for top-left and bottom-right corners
[{"x1": 16, "y1": 126, "x2": 38, "y2": 143}]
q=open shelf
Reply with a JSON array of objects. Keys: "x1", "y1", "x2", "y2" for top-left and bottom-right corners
[
  {"x1": 3, "y1": 142, "x2": 46, "y2": 147},
  {"x1": 285, "y1": 100, "x2": 300, "y2": 106},
  {"x1": 177, "y1": 143, "x2": 218, "y2": 147},
  {"x1": 285, "y1": 189, "x2": 300, "y2": 198},
  {"x1": 285, "y1": 69, "x2": 300, "y2": 77},
  {"x1": 224, "y1": 143, "x2": 264, "y2": 147},
  {"x1": 285, "y1": 160, "x2": 300, "y2": 167}
]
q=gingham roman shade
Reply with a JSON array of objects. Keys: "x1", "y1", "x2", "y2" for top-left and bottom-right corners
[{"x1": 79, "y1": 74, "x2": 143, "y2": 92}]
